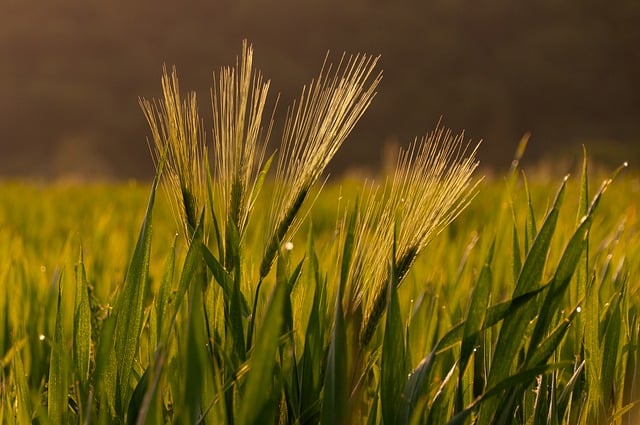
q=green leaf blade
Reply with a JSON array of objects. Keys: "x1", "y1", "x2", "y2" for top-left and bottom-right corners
[{"x1": 113, "y1": 175, "x2": 158, "y2": 413}]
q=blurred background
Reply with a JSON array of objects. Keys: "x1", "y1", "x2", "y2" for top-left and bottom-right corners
[{"x1": 2, "y1": 0, "x2": 639, "y2": 180}]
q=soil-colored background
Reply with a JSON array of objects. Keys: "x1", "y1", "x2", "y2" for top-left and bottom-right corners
[{"x1": 2, "y1": 0, "x2": 639, "y2": 180}]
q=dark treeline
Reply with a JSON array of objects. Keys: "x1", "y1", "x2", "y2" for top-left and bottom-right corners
[{"x1": 2, "y1": 0, "x2": 639, "y2": 179}]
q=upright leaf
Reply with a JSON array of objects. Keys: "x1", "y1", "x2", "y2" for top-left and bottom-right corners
[
  {"x1": 601, "y1": 292, "x2": 622, "y2": 415},
  {"x1": 13, "y1": 348, "x2": 31, "y2": 425},
  {"x1": 155, "y1": 235, "x2": 176, "y2": 342},
  {"x1": 478, "y1": 178, "x2": 567, "y2": 424},
  {"x1": 226, "y1": 218, "x2": 247, "y2": 362},
  {"x1": 460, "y1": 242, "x2": 493, "y2": 376},
  {"x1": 164, "y1": 212, "x2": 205, "y2": 344},
  {"x1": 527, "y1": 209, "x2": 594, "y2": 359},
  {"x1": 299, "y1": 231, "x2": 324, "y2": 422},
  {"x1": 381, "y1": 260, "x2": 405, "y2": 425},
  {"x1": 427, "y1": 362, "x2": 458, "y2": 425},
  {"x1": 74, "y1": 248, "x2": 92, "y2": 386},
  {"x1": 113, "y1": 174, "x2": 158, "y2": 412},
  {"x1": 237, "y1": 274, "x2": 287, "y2": 425},
  {"x1": 48, "y1": 275, "x2": 68, "y2": 424},
  {"x1": 321, "y1": 209, "x2": 356, "y2": 425},
  {"x1": 399, "y1": 351, "x2": 436, "y2": 424},
  {"x1": 522, "y1": 173, "x2": 537, "y2": 250},
  {"x1": 183, "y1": 277, "x2": 212, "y2": 424},
  {"x1": 94, "y1": 313, "x2": 118, "y2": 419}
]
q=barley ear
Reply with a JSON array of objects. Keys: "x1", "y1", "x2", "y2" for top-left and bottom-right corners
[
  {"x1": 212, "y1": 40, "x2": 274, "y2": 261},
  {"x1": 260, "y1": 53, "x2": 382, "y2": 279},
  {"x1": 140, "y1": 66, "x2": 207, "y2": 240},
  {"x1": 357, "y1": 124, "x2": 480, "y2": 346},
  {"x1": 359, "y1": 282, "x2": 389, "y2": 346}
]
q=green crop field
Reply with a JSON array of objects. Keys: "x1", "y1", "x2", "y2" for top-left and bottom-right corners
[{"x1": 1, "y1": 43, "x2": 639, "y2": 424}]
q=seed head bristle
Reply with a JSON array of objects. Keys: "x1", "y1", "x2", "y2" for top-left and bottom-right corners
[
  {"x1": 348, "y1": 123, "x2": 481, "y2": 345},
  {"x1": 342, "y1": 183, "x2": 394, "y2": 314},
  {"x1": 392, "y1": 126, "x2": 481, "y2": 267},
  {"x1": 260, "y1": 53, "x2": 382, "y2": 278},
  {"x1": 212, "y1": 40, "x2": 274, "y2": 241},
  {"x1": 140, "y1": 66, "x2": 207, "y2": 238}
]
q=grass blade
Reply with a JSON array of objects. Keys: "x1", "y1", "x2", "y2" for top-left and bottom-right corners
[
  {"x1": 113, "y1": 175, "x2": 159, "y2": 412},
  {"x1": 127, "y1": 366, "x2": 150, "y2": 425},
  {"x1": 237, "y1": 271, "x2": 287, "y2": 425},
  {"x1": 523, "y1": 173, "x2": 538, "y2": 248},
  {"x1": 74, "y1": 248, "x2": 92, "y2": 387},
  {"x1": 201, "y1": 241, "x2": 249, "y2": 316},
  {"x1": 279, "y1": 253, "x2": 305, "y2": 422},
  {"x1": 514, "y1": 176, "x2": 567, "y2": 297},
  {"x1": 601, "y1": 292, "x2": 622, "y2": 416},
  {"x1": 584, "y1": 273, "x2": 602, "y2": 422},
  {"x1": 155, "y1": 235, "x2": 177, "y2": 343},
  {"x1": 381, "y1": 246, "x2": 406, "y2": 425},
  {"x1": 460, "y1": 242, "x2": 493, "y2": 376},
  {"x1": 226, "y1": 218, "x2": 247, "y2": 362},
  {"x1": 183, "y1": 277, "x2": 212, "y2": 424},
  {"x1": 94, "y1": 313, "x2": 117, "y2": 419},
  {"x1": 527, "y1": 206, "x2": 594, "y2": 360},
  {"x1": 164, "y1": 211, "x2": 204, "y2": 342},
  {"x1": 133, "y1": 348, "x2": 167, "y2": 425},
  {"x1": 435, "y1": 283, "x2": 548, "y2": 354},
  {"x1": 48, "y1": 274, "x2": 68, "y2": 424},
  {"x1": 321, "y1": 209, "x2": 356, "y2": 425},
  {"x1": 447, "y1": 362, "x2": 573, "y2": 425},
  {"x1": 556, "y1": 360, "x2": 585, "y2": 420},
  {"x1": 299, "y1": 231, "x2": 324, "y2": 423},
  {"x1": 478, "y1": 177, "x2": 567, "y2": 424},
  {"x1": 427, "y1": 361, "x2": 458, "y2": 425},
  {"x1": 512, "y1": 222, "x2": 522, "y2": 287},
  {"x1": 399, "y1": 351, "x2": 436, "y2": 424},
  {"x1": 571, "y1": 146, "x2": 589, "y2": 340},
  {"x1": 526, "y1": 305, "x2": 580, "y2": 369},
  {"x1": 13, "y1": 347, "x2": 32, "y2": 425}
]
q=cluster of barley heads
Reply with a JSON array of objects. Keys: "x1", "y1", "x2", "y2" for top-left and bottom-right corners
[
  {"x1": 141, "y1": 39, "x2": 478, "y2": 341},
  {"x1": 136, "y1": 40, "x2": 480, "y2": 423}
]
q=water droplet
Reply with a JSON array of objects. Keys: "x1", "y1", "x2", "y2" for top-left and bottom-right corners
[
  {"x1": 284, "y1": 241, "x2": 294, "y2": 251},
  {"x1": 40, "y1": 265, "x2": 46, "y2": 273},
  {"x1": 576, "y1": 306, "x2": 582, "y2": 313},
  {"x1": 39, "y1": 334, "x2": 45, "y2": 341}
]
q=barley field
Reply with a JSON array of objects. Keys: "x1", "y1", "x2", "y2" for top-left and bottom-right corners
[{"x1": 0, "y1": 42, "x2": 639, "y2": 424}]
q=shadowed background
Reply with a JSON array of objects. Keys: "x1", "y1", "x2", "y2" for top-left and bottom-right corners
[{"x1": 2, "y1": 0, "x2": 639, "y2": 180}]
